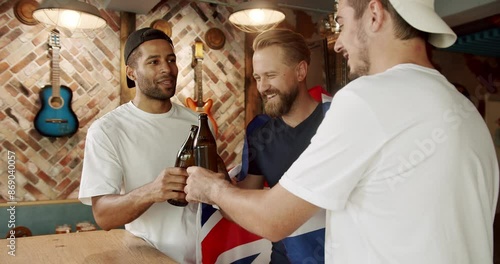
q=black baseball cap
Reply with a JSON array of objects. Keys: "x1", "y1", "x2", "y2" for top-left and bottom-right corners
[{"x1": 124, "y1": 27, "x2": 174, "y2": 88}]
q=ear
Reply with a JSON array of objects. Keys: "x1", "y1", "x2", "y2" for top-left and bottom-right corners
[
  {"x1": 295, "y1": 60, "x2": 308, "y2": 82},
  {"x1": 367, "y1": 0, "x2": 385, "y2": 32},
  {"x1": 126, "y1": 65, "x2": 136, "y2": 81}
]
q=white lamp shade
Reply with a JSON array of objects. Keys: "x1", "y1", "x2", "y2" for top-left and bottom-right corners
[
  {"x1": 229, "y1": 1, "x2": 285, "y2": 33},
  {"x1": 33, "y1": 0, "x2": 106, "y2": 30}
]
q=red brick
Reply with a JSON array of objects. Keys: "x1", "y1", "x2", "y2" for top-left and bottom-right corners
[
  {"x1": 32, "y1": 32, "x2": 48, "y2": 47},
  {"x1": 57, "y1": 180, "x2": 80, "y2": 200},
  {"x1": 11, "y1": 52, "x2": 37, "y2": 73},
  {"x1": 79, "y1": 108, "x2": 99, "y2": 128},
  {"x1": 17, "y1": 163, "x2": 39, "y2": 184},
  {"x1": 2, "y1": 141, "x2": 29, "y2": 164},
  {"x1": 49, "y1": 147, "x2": 68, "y2": 164},
  {"x1": 13, "y1": 139, "x2": 28, "y2": 151},
  {"x1": 102, "y1": 59, "x2": 115, "y2": 73},
  {"x1": 36, "y1": 54, "x2": 50, "y2": 66},
  {"x1": 204, "y1": 67, "x2": 218, "y2": 84},
  {"x1": 59, "y1": 151, "x2": 74, "y2": 166},
  {"x1": 92, "y1": 38, "x2": 114, "y2": 61},
  {"x1": 0, "y1": 1, "x2": 16, "y2": 15},
  {"x1": 68, "y1": 157, "x2": 81, "y2": 170},
  {"x1": 55, "y1": 178, "x2": 71, "y2": 192},
  {"x1": 17, "y1": 96, "x2": 38, "y2": 114},
  {"x1": 37, "y1": 171, "x2": 57, "y2": 187},
  {"x1": 4, "y1": 82, "x2": 17, "y2": 97},
  {"x1": 0, "y1": 61, "x2": 8, "y2": 72},
  {"x1": 0, "y1": 110, "x2": 6, "y2": 121},
  {"x1": 16, "y1": 130, "x2": 42, "y2": 151},
  {"x1": 24, "y1": 183, "x2": 47, "y2": 200}
]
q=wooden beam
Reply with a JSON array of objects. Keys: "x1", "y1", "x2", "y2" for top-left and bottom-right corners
[
  {"x1": 244, "y1": 33, "x2": 262, "y2": 126},
  {"x1": 120, "y1": 12, "x2": 136, "y2": 105}
]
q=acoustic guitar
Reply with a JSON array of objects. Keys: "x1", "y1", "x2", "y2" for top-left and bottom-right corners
[
  {"x1": 34, "y1": 29, "x2": 79, "y2": 137},
  {"x1": 186, "y1": 41, "x2": 218, "y2": 136}
]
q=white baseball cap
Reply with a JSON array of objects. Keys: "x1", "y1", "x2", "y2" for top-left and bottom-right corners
[{"x1": 389, "y1": 0, "x2": 457, "y2": 48}]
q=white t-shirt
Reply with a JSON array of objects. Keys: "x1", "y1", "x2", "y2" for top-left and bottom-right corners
[
  {"x1": 280, "y1": 64, "x2": 499, "y2": 264},
  {"x1": 79, "y1": 101, "x2": 200, "y2": 263}
]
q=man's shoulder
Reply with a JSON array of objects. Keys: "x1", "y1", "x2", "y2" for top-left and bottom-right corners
[
  {"x1": 89, "y1": 102, "x2": 132, "y2": 131},
  {"x1": 171, "y1": 103, "x2": 199, "y2": 120},
  {"x1": 247, "y1": 114, "x2": 272, "y2": 136}
]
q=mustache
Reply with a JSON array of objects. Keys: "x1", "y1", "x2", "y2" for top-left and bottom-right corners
[
  {"x1": 261, "y1": 88, "x2": 281, "y2": 98},
  {"x1": 156, "y1": 74, "x2": 176, "y2": 82}
]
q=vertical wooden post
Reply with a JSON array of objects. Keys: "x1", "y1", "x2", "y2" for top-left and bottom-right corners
[
  {"x1": 120, "y1": 12, "x2": 136, "y2": 105},
  {"x1": 244, "y1": 33, "x2": 262, "y2": 126}
]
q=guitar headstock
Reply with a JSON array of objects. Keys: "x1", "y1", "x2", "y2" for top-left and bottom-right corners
[
  {"x1": 48, "y1": 29, "x2": 61, "y2": 49},
  {"x1": 191, "y1": 41, "x2": 204, "y2": 68},
  {"x1": 194, "y1": 41, "x2": 204, "y2": 60}
]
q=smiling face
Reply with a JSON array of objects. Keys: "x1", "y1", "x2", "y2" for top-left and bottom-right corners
[
  {"x1": 127, "y1": 39, "x2": 178, "y2": 100},
  {"x1": 252, "y1": 45, "x2": 300, "y2": 118},
  {"x1": 334, "y1": 0, "x2": 371, "y2": 80}
]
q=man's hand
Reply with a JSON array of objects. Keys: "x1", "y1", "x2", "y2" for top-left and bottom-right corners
[
  {"x1": 148, "y1": 167, "x2": 190, "y2": 203},
  {"x1": 185, "y1": 166, "x2": 231, "y2": 204},
  {"x1": 92, "y1": 166, "x2": 189, "y2": 230}
]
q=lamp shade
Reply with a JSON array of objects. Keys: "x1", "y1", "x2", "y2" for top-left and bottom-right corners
[
  {"x1": 32, "y1": 0, "x2": 106, "y2": 30},
  {"x1": 228, "y1": 1, "x2": 285, "y2": 33}
]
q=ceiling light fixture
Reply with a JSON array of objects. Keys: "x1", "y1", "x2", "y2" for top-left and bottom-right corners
[
  {"x1": 197, "y1": 0, "x2": 331, "y2": 34},
  {"x1": 33, "y1": 0, "x2": 106, "y2": 37},
  {"x1": 228, "y1": 1, "x2": 285, "y2": 33}
]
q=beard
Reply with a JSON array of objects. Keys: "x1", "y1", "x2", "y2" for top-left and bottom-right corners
[
  {"x1": 136, "y1": 74, "x2": 176, "y2": 100},
  {"x1": 262, "y1": 86, "x2": 299, "y2": 118},
  {"x1": 348, "y1": 26, "x2": 370, "y2": 80}
]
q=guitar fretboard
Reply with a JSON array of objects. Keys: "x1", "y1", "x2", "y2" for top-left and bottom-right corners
[
  {"x1": 194, "y1": 59, "x2": 203, "y2": 107},
  {"x1": 51, "y1": 47, "x2": 61, "y2": 98}
]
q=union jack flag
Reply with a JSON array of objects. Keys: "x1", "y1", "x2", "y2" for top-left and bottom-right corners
[{"x1": 199, "y1": 203, "x2": 272, "y2": 263}]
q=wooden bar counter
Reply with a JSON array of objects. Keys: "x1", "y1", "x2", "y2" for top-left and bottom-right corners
[{"x1": 1, "y1": 229, "x2": 178, "y2": 263}]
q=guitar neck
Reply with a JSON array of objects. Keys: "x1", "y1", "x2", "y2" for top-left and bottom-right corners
[
  {"x1": 51, "y1": 47, "x2": 61, "y2": 98},
  {"x1": 195, "y1": 59, "x2": 203, "y2": 107}
]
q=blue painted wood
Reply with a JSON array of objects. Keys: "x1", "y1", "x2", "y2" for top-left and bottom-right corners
[
  {"x1": 444, "y1": 28, "x2": 500, "y2": 58},
  {"x1": 1, "y1": 202, "x2": 99, "y2": 236}
]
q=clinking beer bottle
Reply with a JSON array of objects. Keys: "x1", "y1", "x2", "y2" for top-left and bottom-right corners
[
  {"x1": 168, "y1": 125, "x2": 198, "y2": 207},
  {"x1": 193, "y1": 113, "x2": 218, "y2": 172}
]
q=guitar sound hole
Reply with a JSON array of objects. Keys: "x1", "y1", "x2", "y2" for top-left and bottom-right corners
[{"x1": 49, "y1": 96, "x2": 64, "y2": 109}]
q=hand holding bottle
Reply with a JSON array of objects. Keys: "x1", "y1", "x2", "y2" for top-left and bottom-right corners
[
  {"x1": 168, "y1": 125, "x2": 198, "y2": 207},
  {"x1": 150, "y1": 167, "x2": 190, "y2": 203}
]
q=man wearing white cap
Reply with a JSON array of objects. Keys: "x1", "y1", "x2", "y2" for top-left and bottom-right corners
[{"x1": 184, "y1": 0, "x2": 499, "y2": 263}]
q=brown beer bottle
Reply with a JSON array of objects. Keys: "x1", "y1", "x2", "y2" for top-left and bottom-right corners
[
  {"x1": 168, "y1": 125, "x2": 198, "y2": 207},
  {"x1": 193, "y1": 113, "x2": 218, "y2": 172}
]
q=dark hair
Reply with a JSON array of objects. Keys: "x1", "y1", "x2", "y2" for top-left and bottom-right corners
[
  {"x1": 127, "y1": 49, "x2": 142, "y2": 68},
  {"x1": 252, "y1": 28, "x2": 311, "y2": 65},
  {"x1": 347, "y1": 0, "x2": 427, "y2": 41}
]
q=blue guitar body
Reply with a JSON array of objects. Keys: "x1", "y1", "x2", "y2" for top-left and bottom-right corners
[{"x1": 34, "y1": 85, "x2": 79, "y2": 137}]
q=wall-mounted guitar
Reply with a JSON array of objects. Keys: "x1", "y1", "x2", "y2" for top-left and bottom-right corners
[
  {"x1": 186, "y1": 41, "x2": 218, "y2": 136},
  {"x1": 34, "y1": 29, "x2": 79, "y2": 137}
]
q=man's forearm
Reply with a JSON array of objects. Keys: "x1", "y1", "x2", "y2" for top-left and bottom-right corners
[
  {"x1": 185, "y1": 167, "x2": 320, "y2": 240},
  {"x1": 92, "y1": 185, "x2": 156, "y2": 230},
  {"x1": 212, "y1": 182, "x2": 317, "y2": 242}
]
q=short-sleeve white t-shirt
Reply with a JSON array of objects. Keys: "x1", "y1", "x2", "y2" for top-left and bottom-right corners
[
  {"x1": 79, "y1": 102, "x2": 200, "y2": 263},
  {"x1": 280, "y1": 64, "x2": 499, "y2": 264}
]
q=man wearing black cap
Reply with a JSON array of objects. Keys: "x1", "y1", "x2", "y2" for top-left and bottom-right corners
[{"x1": 79, "y1": 28, "x2": 200, "y2": 263}]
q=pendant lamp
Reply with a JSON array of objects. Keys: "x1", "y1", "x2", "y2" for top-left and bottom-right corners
[
  {"x1": 33, "y1": 0, "x2": 106, "y2": 37},
  {"x1": 228, "y1": 1, "x2": 285, "y2": 33}
]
